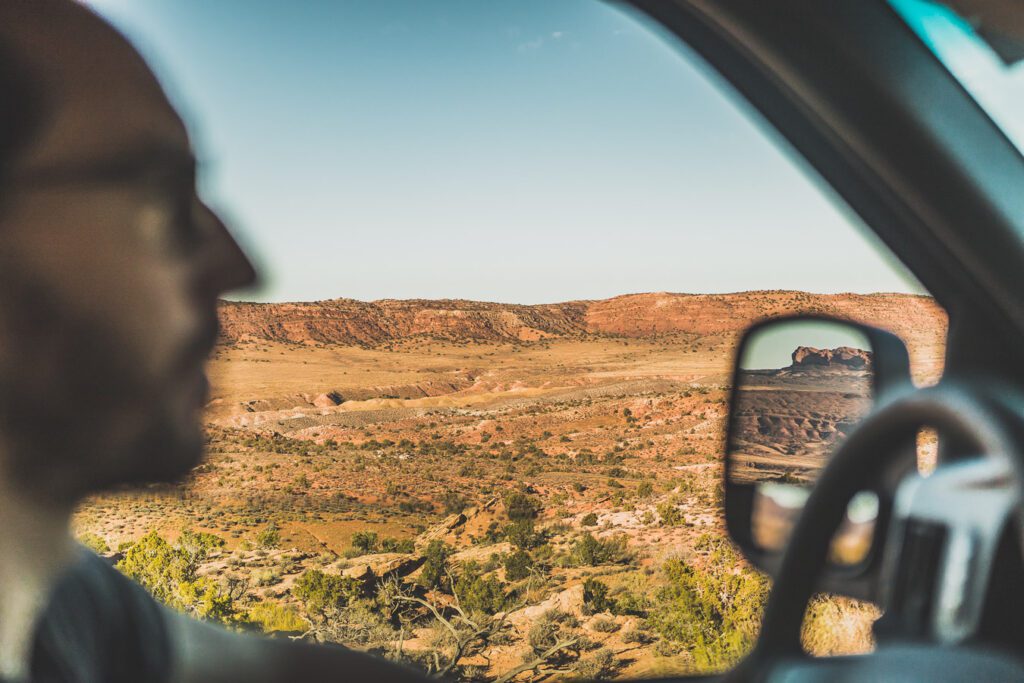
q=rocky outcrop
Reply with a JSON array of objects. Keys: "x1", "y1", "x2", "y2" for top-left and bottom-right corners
[
  {"x1": 414, "y1": 511, "x2": 468, "y2": 550},
  {"x1": 791, "y1": 346, "x2": 872, "y2": 370},
  {"x1": 505, "y1": 584, "x2": 587, "y2": 627},
  {"x1": 341, "y1": 553, "x2": 425, "y2": 584},
  {"x1": 448, "y1": 542, "x2": 514, "y2": 569},
  {"x1": 311, "y1": 391, "x2": 343, "y2": 407},
  {"x1": 217, "y1": 298, "x2": 589, "y2": 346}
]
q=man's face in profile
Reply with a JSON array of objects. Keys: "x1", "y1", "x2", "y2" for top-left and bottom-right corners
[{"x1": 0, "y1": 1, "x2": 255, "y2": 501}]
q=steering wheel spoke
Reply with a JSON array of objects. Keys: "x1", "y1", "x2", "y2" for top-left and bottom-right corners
[{"x1": 729, "y1": 385, "x2": 1024, "y2": 682}]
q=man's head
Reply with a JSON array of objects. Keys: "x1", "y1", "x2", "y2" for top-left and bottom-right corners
[{"x1": 0, "y1": 1, "x2": 256, "y2": 503}]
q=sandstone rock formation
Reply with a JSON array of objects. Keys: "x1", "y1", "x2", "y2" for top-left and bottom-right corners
[
  {"x1": 341, "y1": 552, "x2": 425, "y2": 584},
  {"x1": 217, "y1": 291, "x2": 944, "y2": 362},
  {"x1": 791, "y1": 346, "x2": 872, "y2": 370}
]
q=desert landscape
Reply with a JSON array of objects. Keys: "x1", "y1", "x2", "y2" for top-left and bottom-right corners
[{"x1": 73, "y1": 290, "x2": 946, "y2": 680}]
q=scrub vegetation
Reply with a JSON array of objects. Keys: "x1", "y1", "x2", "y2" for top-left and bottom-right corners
[{"x1": 73, "y1": 291, "x2": 939, "y2": 679}]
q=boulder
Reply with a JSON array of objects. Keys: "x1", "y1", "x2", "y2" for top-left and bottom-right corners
[
  {"x1": 312, "y1": 391, "x2": 344, "y2": 407},
  {"x1": 415, "y1": 511, "x2": 467, "y2": 549},
  {"x1": 505, "y1": 584, "x2": 586, "y2": 628},
  {"x1": 448, "y1": 542, "x2": 513, "y2": 569},
  {"x1": 341, "y1": 552, "x2": 425, "y2": 583}
]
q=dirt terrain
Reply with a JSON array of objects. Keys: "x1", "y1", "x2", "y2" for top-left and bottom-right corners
[
  {"x1": 74, "y1": 291, "x2": 946, "y2": 680},
  {"x1": 729, "y1": 349, "x2": 874, "y2": 485}
]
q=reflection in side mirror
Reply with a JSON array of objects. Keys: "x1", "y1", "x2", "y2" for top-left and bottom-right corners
[
  {"x1": 727, "y1": 319, "x2": 879, "y2": 566},
  {"x1": 752, "y1": 485, "x2": 879, "y2": 565}
]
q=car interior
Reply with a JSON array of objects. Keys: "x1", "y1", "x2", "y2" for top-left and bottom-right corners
[
  {"x1": 628, "y1": 0, "x2": 1024, "y2": 680},
  {"x1": 14, "y1": 0, "x2": 1024, "y2": 681}
]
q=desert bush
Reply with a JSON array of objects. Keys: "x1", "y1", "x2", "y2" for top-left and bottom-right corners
[
  {"x1": 418, "y1": 540, "x2": 450, "y2": 590},
  {"x1": 528, "y1": 609, "x2": 580, "y2": 651},
  {"x1": 612, "y1": 588, "x2": 650, "y2": 617},
  {"x1": 117, "y1": 530, "x2": 235, "y2": 623},
  {"x1": 293, "y1": 569, "x2": 362, "y2": 617},
  {"x1": 398, "y1": 499, "x2": 433, "y2": 514},
  {"x1": 441, "y1": 491, "x2": 468, "y2": 514},
  {"x1": 454, "y1": 563, "x2": 506, "y2": 615},
  {"x1": 78, "y1": 532, "x2": 109, "y2": 555},
  {"x1": 580, "y1": 513, "x2": 599, "y2": 527},
  {"x1": 582, "y1": 578, "x2": 612, "y2": 614},
  {"x1": 253, "y1": 568, "x2": 282, "y2": 587},
  {"x1": 574, "y1": 647, "x2": 617, "y2": 680},
  {"x1": 590, "y1": 616, "x2": 620, "y2": 633},
  {"x1": 247, "y1": 601, "x2": 309, "y2": 633},
  {"x1": 657, "y1": 501, "x2": 687, "y2": 527},
  {"x1": 379, "y1": 537, "x2": 415, "y2": 553},
  {"x1": 178, "y1": 529, "x2": 225, "y2": 559},
  {"x1": 255, "y1": 523, "x2": 280, "y2": 549},
  {"x1": 503, "y1": 519, "x2": 541, "y2": 550},
  {"x1": 504, "y1": 491, "x2": 540, "y2": 520},
  {"x1": 350, "y1": 530, "x2": 379, "y2": 554},
  {"x1": 648, "y1": 544, "x2": 768, "y2": 673},
  {"x1": 503, "y1": 549, "x2": 534, "y2": 581},
  {"x1": 570, "y1": 534, "x2": 630, "y2": 567},
  {"x1": 622, "y1": 625, "x2": 655, "y2": 644}
]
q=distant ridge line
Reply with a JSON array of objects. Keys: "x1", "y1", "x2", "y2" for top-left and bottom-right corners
[{"x1": 217, "y1": 291, "x2": 945, "y2": 351}]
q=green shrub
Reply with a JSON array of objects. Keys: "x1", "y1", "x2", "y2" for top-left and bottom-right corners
[
  {"x1": 575, "y1": 648, "x2": 617, "y2": 679},
  {"x1": 350, "y1": 530, "x2": 379, "y2": 554},
  {"x1": 293, "y1": 569, "x2": 363, "y2": 617},
  {"x1": 503, "y1": 549, "x2": 533, "y2": 581},
  {"x1": 418, "y1": 540, "x2": 450, "y2": 590},
  {"x1": 255, "y1": 523, "x2": 281, "y2": 549},
  {"x1": 570, "y1": 534, "x2": 630, "y2": 567},
  {"x1": 583, "y1": 577, "x2": 612, "y2": 613},
  {"x1": 454, "y1": 564, "x2": 506, "y2": 615},
  {"x1": 622, "y1": 626, "x2": 654, "y2": 644},
  {"x1": 648, "y1": 543, "x2": 768, "y2": 672},
  {"x1": 657, "y1": 501, "x2": 687, "y2": 527},
  {"x1": 590, "y1": 616, "x2": 620, "y2": 633},
  {"x1": 580, "y1": 513, "x2": 599, "y2": 527},
  {"x1": 117, "y1": 530, "x2": 235, "y2": 623},
  {"x1": 503, "y1": 519, "x2": 541, "y2": 550},
  {"x1": 379, "y1": 537, "x2": 415, "y2": 553},
  {"x1": 613, "y1": 589, "x2": 650, "y2": 617},
  {"x1": 78, "y1": 532, "x2": 110, "y2": 555},
  {"x1": 504, "y1": 491, "x2": 540, "y2": 521},
  {"x1": 247, "y1": 601, "x2": 309, "y2": 633},
  {"x1": 441, "y1": 491, "x2": 468, "y2": 514},
  {"x1": 177, "y1": 529, "x2": 225, "y2": 560}
]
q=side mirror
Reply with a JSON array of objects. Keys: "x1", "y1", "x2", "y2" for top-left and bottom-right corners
[{"x1": 724, "y1": 315, "x2": 913, "y2": 600}]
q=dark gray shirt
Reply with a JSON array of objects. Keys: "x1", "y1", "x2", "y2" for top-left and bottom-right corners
[{"x1": 30, "y1": 550, "x2": 172, "y2": 683}]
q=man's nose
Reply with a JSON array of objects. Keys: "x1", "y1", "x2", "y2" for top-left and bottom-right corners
[{"x1": 194, "y1": 200, "x2": 258, "y2": 296}]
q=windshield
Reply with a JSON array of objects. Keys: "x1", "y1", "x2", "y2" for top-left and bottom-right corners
[{"x1": 892, "y1": 0, "x2": 1024, "y2": 154}]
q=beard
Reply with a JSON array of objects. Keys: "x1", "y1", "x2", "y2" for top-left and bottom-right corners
[{"x1": 0, "y1": 265, "x2": 207, "y2": 503}]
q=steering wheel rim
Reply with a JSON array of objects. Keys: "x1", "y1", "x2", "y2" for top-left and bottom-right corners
[{"x1": 728, "y1": 384, "x2": 1024, "y2": 681}]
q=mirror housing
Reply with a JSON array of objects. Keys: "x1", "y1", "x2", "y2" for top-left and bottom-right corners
[{"x1": 724, "y1": 315, "x2": 914, "y2": 601}]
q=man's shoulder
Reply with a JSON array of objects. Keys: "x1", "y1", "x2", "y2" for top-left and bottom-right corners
[{"x1": 31, "y1": 547, "x2": 173, "y2": 683}]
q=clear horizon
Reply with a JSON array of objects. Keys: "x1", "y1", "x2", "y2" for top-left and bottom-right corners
[{"x1": 90, "y1": 0, "x2": 927, "y2": 304}]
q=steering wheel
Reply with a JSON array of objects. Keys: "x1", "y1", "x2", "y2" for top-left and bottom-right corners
[{"x1": 726, "y1": 384, "x2": 1024, "y2": 682}]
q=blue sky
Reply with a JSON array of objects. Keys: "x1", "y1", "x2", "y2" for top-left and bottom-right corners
[{"x1": 88, "y1": 0, "x2": 924, "y2": 303}]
